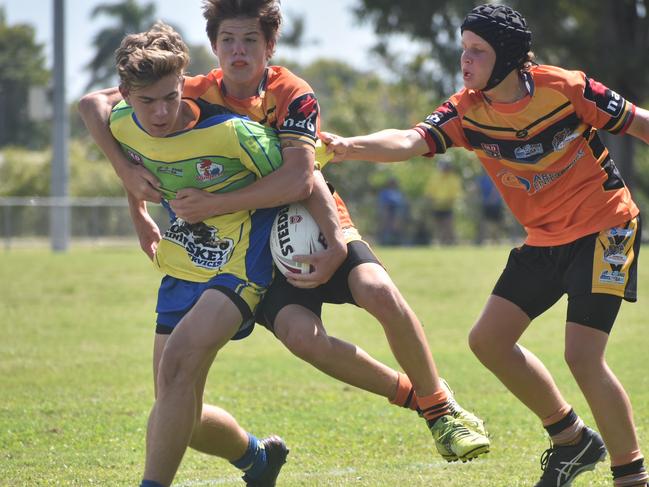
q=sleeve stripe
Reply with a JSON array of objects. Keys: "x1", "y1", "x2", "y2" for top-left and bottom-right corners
[
  {"x1": 616, "y1": 104, "x2": 636, "y2": 135},
  {"x1": 413, "y1": 125, "x2": 438, "y2": 156},
  {"x1": 238, "y1": 120, "x2": 279, "y2": 174},
  {"x1": 418, "y1": 123, "x2": 449, "y2": 153}
]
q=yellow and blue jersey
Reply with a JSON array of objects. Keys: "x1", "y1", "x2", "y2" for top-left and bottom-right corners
[{"x1": 109, "y1": 98, "x2": 282, "y2": 287}]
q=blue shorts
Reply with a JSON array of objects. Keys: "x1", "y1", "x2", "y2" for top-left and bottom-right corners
[{"x1": 155, "y1": 273, "x2": 266, "y2": 340}]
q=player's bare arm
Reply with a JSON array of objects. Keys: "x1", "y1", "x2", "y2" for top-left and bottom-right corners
[
  {"x1": 79, "y1": 87, "x2": 162, "y2": 203},
  {"x1": 626, "y1": 106, "x2": 649, "y2": 145},
  {"x1": 171, "y1": 138, "x2": 315, "y2": 223},
  {"x1": 126, "y1": 192, "x2": 161, "y2": 260},
  {"x1": 321, "y1": 128, "x2": 429, "y2": 163}
]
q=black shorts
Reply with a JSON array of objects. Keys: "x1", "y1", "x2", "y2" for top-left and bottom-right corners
[
  {"x1": 492, "y1": 215, "x2": 641, "y2": 334},
  {"x1": 257, "y1": 240, "x2": 381, "y2": 332}
]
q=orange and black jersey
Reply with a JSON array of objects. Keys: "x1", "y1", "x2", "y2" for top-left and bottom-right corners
[
  {"x1": 183, "y1": 66, "x2": 320, "y2": 148},
  {"x1": 183, "y1": 65, "x2": 361, "y2": 236},
  {"x1": 415, "y1": 64, "x2": 639, "y2": 246}
]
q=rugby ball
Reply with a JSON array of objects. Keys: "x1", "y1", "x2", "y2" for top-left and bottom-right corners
[{"x1": 270, "y1": 203, "x2": 327, "y2": 276}]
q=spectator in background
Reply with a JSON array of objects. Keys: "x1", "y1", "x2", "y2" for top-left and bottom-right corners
[
  {"x1": 377, "y1": 178, "x2": 408, "y2": 245},
  {"x1": 475, "y1": 171, "x2": 504, "y2": 245},
  {"x1": 425, "y1": 158, "x2": 462, "y2": 245}
]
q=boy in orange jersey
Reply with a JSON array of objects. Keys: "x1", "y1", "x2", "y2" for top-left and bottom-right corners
[{"x1": 324, "y1": 4, "x2": 649, "y2": 487}]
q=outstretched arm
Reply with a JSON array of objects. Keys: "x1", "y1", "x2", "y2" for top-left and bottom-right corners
[
  {"x1": 626, "y1": 106, "x2": 649, "y2": 145},
  {"x1": 321, "y1": 128, "x2": 429, "y2": 163},
  {"x1": 78, "y1": 87, "x2": 162, "y2": 203},
  {"x1": 170, "y1": 140, "x2": 315, "y2": 223}
]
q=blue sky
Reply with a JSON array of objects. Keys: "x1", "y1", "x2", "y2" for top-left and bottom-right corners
[{"x1": 1, "y1": 0, "x2": 404, "y2": 101}]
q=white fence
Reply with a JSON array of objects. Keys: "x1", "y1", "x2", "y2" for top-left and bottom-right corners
[{"x1": 0, "y1": 197, "x2": 169, "y2": 250}]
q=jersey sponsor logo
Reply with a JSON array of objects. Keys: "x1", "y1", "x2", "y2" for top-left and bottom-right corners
[
  {"x1": 599, "y1": 270, "x2": 626, "y2": 285},
  {"x1": 585, "y1": 78, "x2": 624, "y2": 118},
  {"x1": 514, "y1": 143, "x2": 544, "y2": 160},
  {"x1": 158, "y1": 166, "x2": 184, "y2": 177},
  {"x1": 551, "y1": 128, "x2": 580, "y2": 151},
  {"x1": 603, "y1": 244, "x2": 628, "y2": 265},
  {"x1": 425, "y1": 102, "x2": 457, "y2": 127},
  {"x1": 196, "y1": 159, "x2": 224, "y2": 182},
  {"x1": 603, "y1": 226, "x2": 633, "y2": 265},
  {"x1": 164, "y1": 221, "x2": 234, "y2": 270},
  {"x1": 127, "y1": 150, "x2": 142, "y2": 164},
  {"x1": 282, "y1": 93, "x2": 318, "y2": 138},
  {"x1": 497, "y1": 149, "x2": 583, "y2": 195},
  {"x1": 289, "y1": 215, "x2": 303, "y2": 224},
  {"x1": 296, "y1": 96, "x2": 318, "y2": 118},
  {"x1": 516, "y1": 129, "x2": 528, "y2": 139},
  {"x1": 481, "y1": 143, "x2": 502, "y2": 159},
  {"x1": 498, "y1": 170, "x2": 531, "y2": 191},
  {"x1": 608, "y1": 227, "x2": 634, "y2": 239}
]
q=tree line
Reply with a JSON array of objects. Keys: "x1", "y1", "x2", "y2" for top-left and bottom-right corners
[{"x1": 1, "y1": 0, "x2": 648, "y2": 239}]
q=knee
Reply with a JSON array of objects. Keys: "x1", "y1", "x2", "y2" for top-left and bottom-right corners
[
  {"x1": 278, "y1": 323, "x2": 328, "y2": 363},
  {"x1": 468, "y1": 322, "x2": 508, "y2": 365},
  {"x1": 468, "y1": 325, "x2": 490, "y2": 361},
  {"x1": 157, "y1": 346, "x2": 200, "y2": 394},
  {"x1": 564, "y1": 346, "x2": 602, "y2": 378},
  {"x1": 356, "y1": 280, "x2": 402, "y2": 319}
]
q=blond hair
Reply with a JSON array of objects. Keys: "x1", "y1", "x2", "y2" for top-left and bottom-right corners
[{"x1": 115, "y1": 21, "x2": 190, "y2": 90}]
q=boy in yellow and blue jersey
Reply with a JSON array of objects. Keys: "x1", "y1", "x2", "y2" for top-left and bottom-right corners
[
  {"x1": 105, "y1": 22, "x2": 290, "y2": 487},
  {"x1": 110, "y1": 97, "x2": 280, "y2": 337}
]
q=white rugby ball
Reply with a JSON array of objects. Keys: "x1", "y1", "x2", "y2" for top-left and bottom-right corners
[{"x1": 270, "y1": 203, "x2": 327, "y2": 276}]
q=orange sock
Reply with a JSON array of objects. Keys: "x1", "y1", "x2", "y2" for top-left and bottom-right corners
[
  {"x1": 389, "y1": 372, "x2": 419, "y2": 411},
  {"x1": 418, "y1": 388, "x2": 450, "y2": 423}
]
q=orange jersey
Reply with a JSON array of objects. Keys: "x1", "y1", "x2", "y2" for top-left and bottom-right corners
[
  {"x1": 184, "y1": 66, "x2": 359, "y2": 232},
  {"x1": 415, "y1": 64, "x2": 638, "y2": 246},
  {"x1": 184, "y1": 66, "x2": 320, "y2": 147}
]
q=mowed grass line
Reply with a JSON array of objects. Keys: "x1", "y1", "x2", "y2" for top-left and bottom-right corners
[{"x1": 0, "y1": 246, "x2": 647, "y2": 486}]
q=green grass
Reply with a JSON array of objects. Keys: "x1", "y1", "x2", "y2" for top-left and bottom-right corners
[{"x1": 1, "y1": 246, "x2": 647, "y2": 486}]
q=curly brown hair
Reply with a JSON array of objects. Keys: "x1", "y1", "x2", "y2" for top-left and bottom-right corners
[
  {"x1": 202, "y1": 0, "x2": 281, "y2": 55},
  {"x1": 115, "y1": 21, "x2": 190, "y2": 90}
]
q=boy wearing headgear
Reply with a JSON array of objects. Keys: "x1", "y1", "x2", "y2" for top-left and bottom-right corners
[{"x1": 324, "y1": 4, "x2": 649, "y2": 486}]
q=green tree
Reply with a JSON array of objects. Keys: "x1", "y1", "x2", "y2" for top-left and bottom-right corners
[
  {"x1": 353, "y1": 0, "x2": 649, "y2": 185},
  {"x1": 187, "y1": 43, "x2": 216, "y2": 78},
  {"x1": 85, "y1": 0, "x2": 156, "y2": 91},
  {"x1": 288, "y1": 59, "x2": 480, "y2": 239},
  {"x1": 0, "y1": 8, "x2": 50, "y2": 148}
]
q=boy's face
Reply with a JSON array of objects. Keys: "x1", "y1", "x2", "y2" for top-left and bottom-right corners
[
  {"x1": 121, "y1": 73, "x2": 184, "y2": 137},
  {"x1": 460, "y1": 30, "x2": 496, "y2": 91},
  {"x1": 212, "y1": 17, "x2": 274, "y2": 95}
]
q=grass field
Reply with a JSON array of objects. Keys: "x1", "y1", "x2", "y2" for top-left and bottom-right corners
[{"x1": 1, "y1": 245, "x2": 647, "y2": 486}]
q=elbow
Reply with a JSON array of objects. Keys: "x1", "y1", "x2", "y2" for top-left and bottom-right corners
[
  {"x1": 294, "y1": 170, "x2": 314, "y2": 201},
  {"x1": 78, "y1": 93, "x2": 97, "y2": 118},
  {"x1": 78, "y1": 93, "x2": 104, "y2": 128}
]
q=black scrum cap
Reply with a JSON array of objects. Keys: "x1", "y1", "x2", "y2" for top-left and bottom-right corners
[{"x1": 461, "y1": 4, "x2": 532, "y2": 91}]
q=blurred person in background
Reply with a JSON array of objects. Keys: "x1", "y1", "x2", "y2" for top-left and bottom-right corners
[
  {"x1": 474, "y1": 171, "x2": 505, "y2": 245},
  {"x1": 376, "y1": 177, "x2": 408, "y2": 245},
  {"x1": 425, "y1": 158, "x2": 462, "y2": 245}
]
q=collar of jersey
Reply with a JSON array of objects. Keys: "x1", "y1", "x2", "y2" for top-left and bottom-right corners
[
  {"x1": 482, "y1": 72, "x2": 536, "y2": 114},
  {"x1": 219, "y1": 67, "x2": 269, "y2": 102}
]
